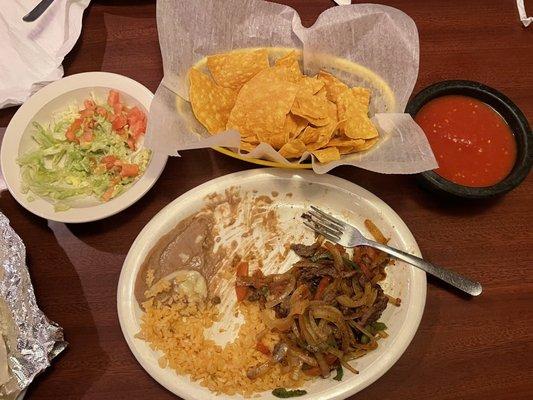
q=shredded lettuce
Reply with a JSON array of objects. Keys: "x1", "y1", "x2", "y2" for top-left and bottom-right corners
[{"x1": 18, "y1": 98, "x2": 151, "y2": 211}]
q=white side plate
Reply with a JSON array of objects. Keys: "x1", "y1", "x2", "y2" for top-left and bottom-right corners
[{"x1": 1, "y1": 72, "x2": 168, "y2": 223}]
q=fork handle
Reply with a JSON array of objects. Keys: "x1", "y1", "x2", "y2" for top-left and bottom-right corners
[{"x1": 365, "y1": 240, "x2": 482, "y2": 296}]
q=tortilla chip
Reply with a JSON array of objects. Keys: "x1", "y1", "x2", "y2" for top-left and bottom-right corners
[
  {"x1": 354, "y1": 137, "x2": 379, "y2": 151},
  {"x1": 337, "y1": 146, "x2": 355, "y2": 154},
  {"x1": 298, "y1": 126, "x2": 320, "y2": 145},
  {"x1": 240, "y1": 141, "x2": 257, "y2": 152},
  {"x1": 226, "y1": 66, "x2": 299, "y2": 142},
  {"x1": 241, "y1": 134, "x2": 259, "y2": 144},
  {"x1": 274, "y1": 51, "x2": 302, "y2": 82},
  {"x1": 207, "y1": 49, "x2": 269, "y2": 90},
  {"x1": 284, "y1": 113, "x2": 308, "y2": 140},
  {"x1": 351, "y1": 87, "x2": 371, "y2": 107},
  {"x1": 312, "y1": 147, "x2": 341, "y2": 163},
  {"x1": 328, "y1": 137, "x2": 379, "y2": 154},
  {"x1": 301, "y1": 100, "x2": 339, "y2": 151},
  {"x1": 291, "y1": 92, "x2": 334, "y2": 127},
  {"x1": 189, "y1": 68, "x2": 238, "y2": 134},
  {"x1": 336, "y1": 88, "x2": 378, "y2": 140},
  {"x1": 298, "y1": 76, "x2": 325, "y2": 95},
  {"x1": 302, "y1": 123, "x2": 337, "y2": 151},
  {"x1": 189, "y1": 50, "x2": 378, "y2": 162},
  {"x1": 260, "y1": 131, "x2": 289, "y2": 150},
  {"x1": 315, "y1": 86, "x2": 328, "y2": 99},
  {"x1": 275, "y1": 51, "x2": 298, "y2": 67},
  {"x1": 326, "y1": 137, "x2": 366, "y2": 148},
  {"x1": 279, "y1": 139, "x2": 306, "y2": 159},
  {"x1": 317, "y1": 70, "x2": 349, "y2": 103}
]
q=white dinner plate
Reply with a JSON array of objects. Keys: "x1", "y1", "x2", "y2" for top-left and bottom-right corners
[
  {"x1": 1, "y1": 72, "x2": 168, "y2": 223},
  {"x1": 117, "y1": 169, "x2": 426, "y2": 400}
]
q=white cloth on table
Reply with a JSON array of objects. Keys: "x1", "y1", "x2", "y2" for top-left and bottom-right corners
[
  {"x1": 517, "y1": 0, "x2": 532, "y2": 27},
  {"x1": 0, "y1": 0, "x2": 90, "y2": 109}
]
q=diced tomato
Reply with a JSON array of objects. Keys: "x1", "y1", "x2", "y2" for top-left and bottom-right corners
[
  {"x1": 101, "y1": 155, "x2": 117, "y2": 170},
  {"x1": 96, "y1": 106, "x2": 107, "y2": 118},
  {"x1": 79, "y1": 108, "x2": 94, "y2": 118},
  {"x1": 128, "y1": 107, "x2": 147, "y2": 139},
  {"x1": 107, "y1": 90, "x2": 120, "y2": 107},
  {"x1": 256, "y1": 341, "x2": 271, "y2": 356},
  {"x1": 314, "y1": 276, "x2": 332, "y2": 300},
  {"x1": 126, "y1": 106, "x2": 139, "y2": 119},
  {"x1": 120, "y1": 163, "x2": 139, "y2": 178},
  {"x1": 69, "y1": 118, "x2": 83, "y2": 132},
  {"x1": 81, "y1": 129, "x2": 93, "y2": 142},
  {"x1": 127, "y1": 107, "x2": 145, "y2": 123},
  {"x1": 112, "y1": 114, "x2": 127, "y2": 130},
  {"x1": 130, "y1": 120, "x2": 146, "y2": 139},
  {"x1": 101, "y1": 186, "x2": 115, "y2": 202},
  {"x1": 84, "y1": 99, "x2": 96, "y2": 110},
  {"x1": 65, "y1": 118, "x2": 82, "y2": 142},
  {"x1": 235, "y1": 261, "x2": 249, "y2": 302},
  {"x1": 65, "y1": 129, "x2": 78, "y2": 143},
  {"x1": 113, "y1": 102, "x2": 123, "y2": 115},
  {"x1": 108, "y1": 113, "x2": 116, "y2": 123}
]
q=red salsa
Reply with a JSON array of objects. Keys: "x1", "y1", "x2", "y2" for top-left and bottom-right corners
[{"x1": 415, "y1": 95, "x2": 517, "y2": 187}]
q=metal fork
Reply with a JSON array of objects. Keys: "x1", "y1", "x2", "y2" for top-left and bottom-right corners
[{"x1": 303, "y1": 206, "x2": 482, "y2": 296}]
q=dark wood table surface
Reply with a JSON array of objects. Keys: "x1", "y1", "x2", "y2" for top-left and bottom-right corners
[{"x1": 1, "y1": 1, "x2": 532, "y2": 399}]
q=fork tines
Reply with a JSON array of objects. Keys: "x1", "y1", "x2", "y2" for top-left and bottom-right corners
[{"x1": 302, "y1": 206, "x2": 344, "y2": 242}]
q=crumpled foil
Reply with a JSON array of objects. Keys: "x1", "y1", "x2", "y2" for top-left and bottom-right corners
[{"x1": 0, "y1": 212, "x2": 66, "y2": 396}]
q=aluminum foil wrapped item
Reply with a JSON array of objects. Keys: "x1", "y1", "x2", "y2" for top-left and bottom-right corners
[
  {"x1": 147, "y1": 0, "x2": 438, "y2": 174},
  {"x1": 0, "y1": 212, "x2": 66, "y2": 398}
]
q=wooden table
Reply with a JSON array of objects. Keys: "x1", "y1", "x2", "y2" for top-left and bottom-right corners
[{"x1": 1, "y1": 1, "x2": 532, "y2": 399}]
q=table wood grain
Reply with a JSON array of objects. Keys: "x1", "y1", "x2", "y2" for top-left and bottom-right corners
[{"x1": 0, "y1": 1, "x2": 532, "y2": 399}]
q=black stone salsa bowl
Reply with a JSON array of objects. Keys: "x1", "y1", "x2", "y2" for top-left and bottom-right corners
[{"x1": 406, "y1": 80, "x2": 532, "y2": 198}]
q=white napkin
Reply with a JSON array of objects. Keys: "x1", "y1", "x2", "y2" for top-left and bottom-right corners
[
  {"x1": 517, "y1": 0, "x2": 532, "y2": 26},
  {"x1": 0, "y1": 0, "x2": 90, "y2": 109},
  {"x1": 334, "y1": 0, "x2": 352, "y2": 5}
]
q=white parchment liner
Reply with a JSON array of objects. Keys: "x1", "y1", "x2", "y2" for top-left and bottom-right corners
[{"x1": 147, "y1": 0, "x2": 438, "y2": 174}]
